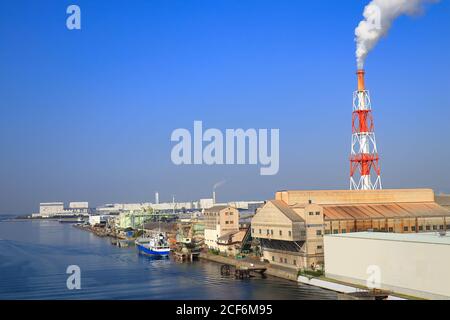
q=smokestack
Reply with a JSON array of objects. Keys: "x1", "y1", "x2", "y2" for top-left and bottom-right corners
[
  {"x1": 350, "y1": 69, "x2": 382, "y2": 190},
  {"x1": 155, "y1": 192, "x2": 159, "y2": 204},
  {"x1": 357, "y1": 70, "x2": 365, "y2": 92},
  {"x1": 213, "y1": 191, "x2": 216, "y2": 204}
]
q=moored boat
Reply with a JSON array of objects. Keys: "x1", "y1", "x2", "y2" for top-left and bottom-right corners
[{"x1": 135, "y1": 232, "x2": 170, "y2": 256}]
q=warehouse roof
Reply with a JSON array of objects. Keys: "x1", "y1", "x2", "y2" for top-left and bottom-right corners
[
  {"x1": 204, "y1": 205, "x2": 231, "y2": 213},
  {"x1": 270, "y1": 200, "x2": 304, "y2": 222},
  {"x1": 436, "y1": 195, "x2": 450, "y2": 206},
  {"x1": 323, "y1": 202, "x2": 449, "y2": 221},
  {"x1": 326, "y1": 231, "x2": 450, "y2": 246}
]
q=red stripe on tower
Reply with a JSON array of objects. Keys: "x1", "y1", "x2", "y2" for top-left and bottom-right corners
[{"x1": 350, "y1": 70, "x2": 382, "y2": 190}]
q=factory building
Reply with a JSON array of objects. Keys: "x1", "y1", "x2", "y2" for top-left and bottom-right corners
[
  {"x1": 251, "y1": 200, "x2": 322, "y2": 270},
  {"x1": 35, "y1": 202, "x2": 90, "y2": 217},
  {"x1": 324, "y1": 232, "x2": 450, "y2": 300},
  {"x1": 68, "y1": 202, "x2": 89, "y2": 214},
  {"x1": 251, "y1": 189, "x2": 450, "y2": 271},
  {"x1": 203, "y1": 205, "x2": 239, "y2": 252},
  {"x1": 436, "y1": 194, "x2": 450, "y2": 211},
  {"x1": 39, "y1": 202, "x2": 65, "y2": 217}
]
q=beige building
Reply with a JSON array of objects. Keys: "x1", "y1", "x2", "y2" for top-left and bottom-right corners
[
  {"x1": 251, "y1": 200, "x2": 324, "y2": 270},
  {"x1": 217, "y1": 229, "x2": 247, "y2": 256},
  {"x1": 203, "y1": 205, "x2": 239, "y2": 252},
  {"x1": 252, "y1": 189, "x2": 450, "y2": 271},
  {"x1": 324, "y1": 232, "x2": 450, "y2": 300},
  {"x1": 436, "y1": 194, "x2": 450, "y2": 211}
]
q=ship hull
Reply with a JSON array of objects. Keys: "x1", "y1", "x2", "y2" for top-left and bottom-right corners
[{"x1": 136, "y1": 243, "x2": 170, "y2": 256}]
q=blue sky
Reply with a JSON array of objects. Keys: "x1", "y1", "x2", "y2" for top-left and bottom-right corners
[{"x1": 0, "y1": 0, "x2": 449, "y2": 214}]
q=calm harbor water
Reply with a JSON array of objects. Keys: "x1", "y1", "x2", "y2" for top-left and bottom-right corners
[{"x1": 0, "y1": 216, "x2": 337, "y2": 300}]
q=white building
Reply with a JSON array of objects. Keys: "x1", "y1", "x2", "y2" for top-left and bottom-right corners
[
  {"x1": 324, "y1": 232, "x2": 450, "y2": 300},
  {"x1": 69, "y1": 202, "x2": 88, "y2": 209},
  {"x1": 199, "y1": 198, "x2": 214, "y2": 209},
  {"x1": 39, "y1": 202, "x2": 64, "y2": 217},
  {"x1": 88, "y1": 215, "x2": 109, "y2": 226},
  {"x1": 67, "y1": 202, "x2": 89, "y2": 215}
]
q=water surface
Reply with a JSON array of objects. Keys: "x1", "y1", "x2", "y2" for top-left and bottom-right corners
[{"x1": 0, "y1": 219, "x2": 337, "y2": 300}]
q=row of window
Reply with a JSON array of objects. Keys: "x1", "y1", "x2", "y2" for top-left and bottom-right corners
[
  {"x1": 272, "y1": 256, "x2": 298, "y2": 266},
  {"x1": 253, "y1": 229, "x2": 293, "y2": 237},
  {"x1": 308, "y1": 211, "x2": 321, "y2": 216},
  {"x1": 324, "y1": 224, "x2": 450, "y2": 234}
]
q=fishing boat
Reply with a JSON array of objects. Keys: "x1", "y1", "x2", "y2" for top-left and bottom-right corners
[
  {"x1": 58, "y1": 217, "x2": 85, "y2": 224},
  {"x1": 135, "y1": 232, "x2": 171, "y2": 256}
]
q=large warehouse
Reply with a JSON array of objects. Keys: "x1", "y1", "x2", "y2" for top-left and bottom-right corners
[
  {"x1": 251, "y1": 188, "x2": 450, "y2": 271},
  {"x1": 324, "y1": 232, "x2": 450, "y2": 299}
]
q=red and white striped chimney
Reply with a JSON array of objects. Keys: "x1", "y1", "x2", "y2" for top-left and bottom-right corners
[{"x1": 350, "y1": 70, "x2": 382, "y2": 190}]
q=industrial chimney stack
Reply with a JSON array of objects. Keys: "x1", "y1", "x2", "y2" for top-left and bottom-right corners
[{"x1": 350, "y1": 70, "x2": 382, "y2": 190}]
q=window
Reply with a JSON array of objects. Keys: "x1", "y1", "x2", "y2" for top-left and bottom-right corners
[
  {"x1": 309, "y1": 212, "x2": 314, "y2": 216},
  {"x1": 272, "y1": 256, "x2": 275, "y2": 262},
  {"x1": 419, "y1": 226, "x2": 423, "y2": 231},
  {"x1": 389, "y1": 227, "x2": 393, "y2": 232},
  {"x1": 440, "y1": 225, "x2": 444, "y2": 230},
  {"x1": 288, "y1": 231, "x2": 292, "y2": 237},
  {"x1": 279, "y1": 257, "x2": 283, "y2": 263},
  {"x1": 293, "y1": 260, "x2": 297, "y2": 266},
  {"x1": 403, "y1": 226, "x2": 408, "y2": 232},
  {"x1": 341, "y1": 229, "x2": 347, "y2": 233},
  {"x1": 433, "y1": 225, "x2": 437, "y2": 230},
  {"x1": 316, "y1": 230, "x2": 322, "y2": 236},
  {"x1": 426, "y1": 226, "x2": 431, "y2": 231},
  {"x1": 317, "y1": 245, "x2": 323, "y2": 250},
  {"x1": 225, "y1": 221, "x2": 229, "y2": 224},
  {"x1": 315, "y1": 211, "x2": 320, "y2": 215},
  {"x1": 447, "y1": 225, "x2": 450, "y2": 230},
  {"x1": 411, "y1": 226, "x2": 416, "y2": 232},
  {"x1": 279, "y1": 230, "x2": 282, "y2": 236},
  {"x1": 284, "y1": 258, "x2": 287, "y2": 264},
  {"x1": 333, "y1": 229, "x2": 338, "y2": 234},
  {"x1": 267, "y1": 229, "x2": 270, "y2": 235},
  {"x1": 229, "y1": 212, "x2": 233, "y2": 215},
  {"x1": 271, "y1": 229, "x2": 274, "y2": 235},
  {"x1": 325, "y1": 230, "x2": 331, "y2": 235}
]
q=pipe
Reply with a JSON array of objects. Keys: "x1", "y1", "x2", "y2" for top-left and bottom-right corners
[{"x1": 357, "y1": 69, "x2": 365, "y2": 92}]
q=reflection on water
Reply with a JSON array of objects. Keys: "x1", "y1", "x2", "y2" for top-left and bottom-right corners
[{"x1": 0, "y1": 220, "x2": 337, "y2": 300}]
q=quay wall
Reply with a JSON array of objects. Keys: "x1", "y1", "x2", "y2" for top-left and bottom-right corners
[{"x1": 199, "y1": 253, "x2": 298, "y2": 281}]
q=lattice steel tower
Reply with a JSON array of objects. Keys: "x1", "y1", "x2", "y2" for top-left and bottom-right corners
[{"x1": 350, "y1": 70, "x2": 382, "y2": 190}]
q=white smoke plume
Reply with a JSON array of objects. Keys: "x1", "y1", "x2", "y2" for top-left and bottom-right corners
[
  {"x1": 213, "y1": 180, "x2": 227, "y2": 190},
  {"x1": 355, "y1": 0, "x2": 438, "y2": 69}
]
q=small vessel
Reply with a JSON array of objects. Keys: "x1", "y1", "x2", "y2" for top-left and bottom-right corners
[
  {"x1": 135, "y1": 232, "x2": 170, "y2": 256},
  {"x1": 58, "y1": 217, "x2": 84, "y2": 224}
]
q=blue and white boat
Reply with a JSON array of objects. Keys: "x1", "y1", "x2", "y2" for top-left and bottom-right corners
[{"x1": 135, "y1": 232, "x2": 170, "y2": 256}]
